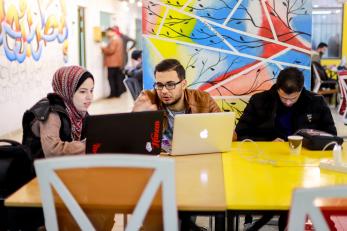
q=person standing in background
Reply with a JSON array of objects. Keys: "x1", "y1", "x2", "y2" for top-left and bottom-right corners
[
  {"x1": 101, "y1": 28, "x2": 126, "y2": 98},
  {"x1": 112, "y1": 26, "x2": 136, "y2": 67},
  {"x1": 312, "y1": 42, "x2": 328, "y2": 64}
]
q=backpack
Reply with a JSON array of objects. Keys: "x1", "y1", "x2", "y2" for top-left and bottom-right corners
[{"x1": 0, "y1": 139, "x2": 34, "y2": 199}]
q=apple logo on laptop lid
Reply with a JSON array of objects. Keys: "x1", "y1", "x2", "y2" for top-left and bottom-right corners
[{"x1": 200, "y1": 129, "x2": 208, "y2": 139}]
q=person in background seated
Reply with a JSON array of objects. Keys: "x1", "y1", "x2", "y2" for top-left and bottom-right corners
[
  {"x1": 235, "y1": 67, "x2": 336, "y2": 230},
  {"x1": 132, "y1": 58, "x2": 228, "y2": 151},
  {"x1": 22, "y1": 66, "x2": 94, "y2": 159},
  {"x1": 312, "y1": 42, "x2": 328, "y2": 64},
  {"x1": 125, "y1": 49, "x2": 143, "y2": 89}
]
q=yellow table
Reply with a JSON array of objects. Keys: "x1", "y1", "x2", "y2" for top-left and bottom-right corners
[
  {"x1": 5, "y1": 153, "x2": 226, "y2": 212},
  {"x1": 223, "y1": 142, "x2": 347, "y2": 211},
  {"x1": 223, "y1": 142, "x2": 347, "y2": 229},
  {"x1": 6, "y1": 142, "x2": 347, "y2": 230}
]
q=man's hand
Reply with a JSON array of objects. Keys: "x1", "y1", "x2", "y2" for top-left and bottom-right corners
[
  {"x1": 273, "y1": 138, "x2": 285, "y2": 142},
  {"x1": 132, "y1": 91, "x2": 158, "y2": 112}
]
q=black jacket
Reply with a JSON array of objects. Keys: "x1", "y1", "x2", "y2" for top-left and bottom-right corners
[
  {"x1": 22, "y1": 93, "x2": 73, "y2": 159},
  {"x1": 236, "y1": 85, "x2": 337, "y2": 141}
]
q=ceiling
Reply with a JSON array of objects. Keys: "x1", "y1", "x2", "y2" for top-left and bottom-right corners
[{"x1": 312, "y1": 0, "x2": 344, "y2": 8}]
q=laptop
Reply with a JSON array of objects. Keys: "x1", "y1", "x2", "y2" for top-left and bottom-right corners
[
  {"x1": 170, "y1": 112, "x2": 235, "y2": 155},
  {"x1": 85, "y1": 111, "x2": 164, "y2": 155}
]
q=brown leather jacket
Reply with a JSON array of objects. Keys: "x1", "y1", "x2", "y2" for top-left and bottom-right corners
[
  {"x1": 143, "y1": 89, "x2": 221, "y2": 113},
  {"x1": 142, "y1": 89, "x2": 237, "y2": 140}
]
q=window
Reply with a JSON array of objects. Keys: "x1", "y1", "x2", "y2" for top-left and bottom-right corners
[{"x1": 312, "y1": 7, "x2": 343, "y2": 59}]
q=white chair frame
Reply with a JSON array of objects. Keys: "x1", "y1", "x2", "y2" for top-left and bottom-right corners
[
  {"x1": 288, "y1": 185, "x2": 347, "y2": 231},
  {"x1": 34, "y1": 155, "x2": 178, "y2": 231},
  {"x1": 337, "y1": 74, "x2": 347, "y2": 123},
  {"x1": 312, "y1": 64, "x2": 322, "y2": 93}
]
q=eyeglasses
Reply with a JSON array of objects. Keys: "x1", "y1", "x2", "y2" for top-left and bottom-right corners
[
  {"x1": 278, "y1": 90, "x2": 301, "y2": 103},
  {"x1": 153, "y1": 80, "x2": 183, "y2": 90}
]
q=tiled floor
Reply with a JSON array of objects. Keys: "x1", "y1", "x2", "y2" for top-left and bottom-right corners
[{"x1": 1, "y1": 91, "x2": 347, "y2": 230}]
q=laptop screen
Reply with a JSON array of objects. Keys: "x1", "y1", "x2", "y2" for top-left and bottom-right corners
[{"x1": 85, "y1": 111, "x2": 164, "y2": 155}]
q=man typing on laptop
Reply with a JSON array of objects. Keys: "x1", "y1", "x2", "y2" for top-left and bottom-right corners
[
  {"x1": 132, "y1": 59, "x2": 229, "y2": 151},
  {"x1": 132, "y1": 58, "x2": 226, "y2": 230}
]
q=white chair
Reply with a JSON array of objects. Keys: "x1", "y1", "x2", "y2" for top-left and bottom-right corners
[
  {"x1": 288, "y1": 185, "x2": 347, "y2": 231},
  {"x1": 337, "y1": 72, "x2": 347, "y2": 124},
  {"x1": 312, "y1": 63, "x2": 338, "y2": 107},
  {"x1": 34, "y1": 155, "x2": 178, "y2": 231}
]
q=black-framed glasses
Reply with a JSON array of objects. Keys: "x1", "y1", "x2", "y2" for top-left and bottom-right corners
[{"x1": 153, "y1": 80, "x2": 183, "y2": 90}]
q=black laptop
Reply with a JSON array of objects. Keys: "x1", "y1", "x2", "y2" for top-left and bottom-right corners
[{"x1": 85, "y1": 111, "x2": 164, "y2": 155}]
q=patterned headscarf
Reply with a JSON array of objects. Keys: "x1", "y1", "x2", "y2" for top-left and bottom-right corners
[{"x1": 52, "y1": 66, "x2": 91, "y2": 141}]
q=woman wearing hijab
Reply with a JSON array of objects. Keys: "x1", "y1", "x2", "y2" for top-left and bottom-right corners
[{"x1": 22, "y1": 65, "x2": 94, "y2": 158}]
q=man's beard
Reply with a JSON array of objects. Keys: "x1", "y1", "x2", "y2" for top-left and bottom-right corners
[{"x1": 162, "y1": 95, "x2": 182, "y2": 107}]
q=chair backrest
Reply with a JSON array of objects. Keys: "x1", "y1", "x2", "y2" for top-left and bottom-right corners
[
  {"x1": 288, "y1": 185, "x2": 347, "y2": 231},
  {"x1": 124, "y1": 77, "x2": 141, "y2": 100},
  {"x1": 338, "y1": 73, "x2": 347, "y2": 100},
  {"x1": 34, "y1": 155, "x2": 178, "y2": 231},
  {"x1": 312, "y1": 62, "x2": 322, "y2": 93},
  {"x1": 338, "y1": 74, "x2": 347, "y2": 117}
]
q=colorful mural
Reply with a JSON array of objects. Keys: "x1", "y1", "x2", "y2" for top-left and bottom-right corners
[
  {"x1": 0, "y1": 0, "x2": 68, "y2": 63},
  {"x1": 142, "y1": 0, "x2": 312, "y2": 118}
]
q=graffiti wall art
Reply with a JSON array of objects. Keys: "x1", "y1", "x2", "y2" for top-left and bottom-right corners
[
  {"x1": 142, "y1": 0, "x2": 312, "y2": 118},
  {"x1": 0, "y1": 0, "x2": 68, "y2": 63}
]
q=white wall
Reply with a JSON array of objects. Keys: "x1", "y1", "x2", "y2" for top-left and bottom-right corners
[{"x1": 0, "y1": 0, "x2": 140, "y2": 136}]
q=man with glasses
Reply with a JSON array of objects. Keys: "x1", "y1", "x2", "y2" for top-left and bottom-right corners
[
  {"x1": 235, "y1": 67, "x2": 336, "y2": 230},
  {"x1": 133, "y1": 58, "x2": 223, "y2": 230},
  {"x1": 133, "y1": 58, "x2": 221, "y2": 150}
]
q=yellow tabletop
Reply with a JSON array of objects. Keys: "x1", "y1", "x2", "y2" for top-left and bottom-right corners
[
  {"x1": 5, "y1": 153, "x2": 226, "y2": 212},
  {"x1": 223, "y1": 142, "x2": 347, "y2": 211}
]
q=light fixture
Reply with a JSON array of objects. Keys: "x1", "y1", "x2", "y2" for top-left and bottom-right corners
[
  {"x1": 312, "y1": 10, "x2": 332, "y2": 15},
  {"x1": 137, "y1": 1, "x2": 142, "y2": 7},
  {"x1": 129, "y1": 0, "x2": 135, "y2": 4},
  {"x1": 121, "y1": 1, "x2": 128, "y2": 7},
  {"x1": 121, "y1": 1, "x2": 130, "y2": 12}
]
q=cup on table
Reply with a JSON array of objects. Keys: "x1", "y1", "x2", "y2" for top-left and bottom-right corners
[{"x1": 288, "y1": 135, "x2": 303, "y2": 155}]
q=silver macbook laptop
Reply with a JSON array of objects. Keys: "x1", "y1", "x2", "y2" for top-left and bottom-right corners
[{"x1": 170, "y1": 112, "x2": 235, "y2": 155}]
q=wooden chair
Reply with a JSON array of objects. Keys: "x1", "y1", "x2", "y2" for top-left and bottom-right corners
[
  {"x1": 34, "y1": 155, "x2": 178, "y2": 231},
  {"x1": 288, "y1": 185, "x2": 347, "y2": 231}
]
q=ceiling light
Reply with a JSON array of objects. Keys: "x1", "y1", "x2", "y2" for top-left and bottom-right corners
[{"x1": 312, "y1": 10, "x2": 332, "y2": 15}]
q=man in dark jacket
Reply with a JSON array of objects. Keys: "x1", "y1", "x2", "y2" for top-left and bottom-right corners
[
  {"x1": 236, "y1": 67, "x2": 336, "y2": 142},
  {"x1": 235, "y1": 67, "x2": 336, "y2": 231}
]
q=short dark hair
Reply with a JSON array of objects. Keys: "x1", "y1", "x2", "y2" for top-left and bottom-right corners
[
  {"x1": 154, "y1": 59, "x2": 185, "y2": 80},
  {"x1": 317, "y1": 42, "x2": 328, "y2": 49},
  {"x1": 131, "y1": 50, "x2": 142, "y2": 60},
  {"x1": 276, "y1": 67, "x2": 304, "y2": 94}
]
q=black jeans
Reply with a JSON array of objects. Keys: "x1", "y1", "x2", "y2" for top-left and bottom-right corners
[{"x1": 107, "y1": 67, "x2": 126, "y2": 97}]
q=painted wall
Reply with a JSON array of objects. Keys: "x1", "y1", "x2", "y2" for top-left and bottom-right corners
[
  {"x1": 0, "y1": 0, "x2": 140, "y2": 136},
  {"x1": 142, "y1": 0, "x2": 312, "y2": 119}
]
